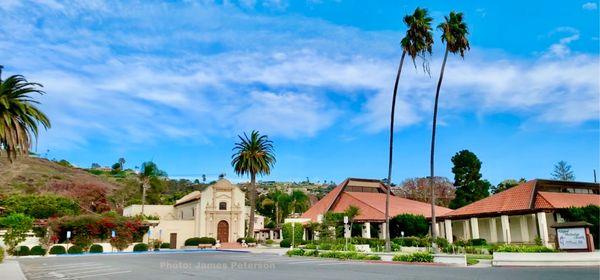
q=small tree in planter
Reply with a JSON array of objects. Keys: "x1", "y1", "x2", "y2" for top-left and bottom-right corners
[{"x1": 0, "y1": 213, "x2": 33, "y2": 254}]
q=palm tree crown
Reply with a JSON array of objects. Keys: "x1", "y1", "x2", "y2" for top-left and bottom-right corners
[
  {"x1": 232, "y1": 130, "x2": 275, "y2": 237},
  {"x1": 401, "y1": 7, "x2": 435, "y2": 69},
  {"x1": 0, "y1": 74, "x2": 51, "y2": 161},
  {"x1": 231, "y1": 131, "x2": 275, "y2": 177},
  {"x1": 438, "y1": 12, "x2": 470, "y2": 57}
]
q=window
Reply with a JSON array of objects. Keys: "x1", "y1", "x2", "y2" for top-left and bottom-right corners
[
  {"x1": 192, "y1": 208, "x2": 195, "y2": 217},
  {"x1": 219, "y1": 202, "x2": 227, "y2": 210},
  {"x1": 180, "y1": 211, "x2": 183, "y2": 219}
]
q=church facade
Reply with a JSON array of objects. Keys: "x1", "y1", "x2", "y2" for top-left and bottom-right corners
[{"x1": 123, "y1": 179, "x2": 248, "y2": 248}]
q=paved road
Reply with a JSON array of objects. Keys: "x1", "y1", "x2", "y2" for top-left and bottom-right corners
[{"x1": 16, "y1": 251, "x2": 600, "y2": 280}]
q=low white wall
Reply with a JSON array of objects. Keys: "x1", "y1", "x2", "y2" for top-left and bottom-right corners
[
  {"x1": 493, "y1": 252, "x2": 600, "y2": 267},
  {"x1": 433, "y1": 254, "x2": 466, "y2": 267}
]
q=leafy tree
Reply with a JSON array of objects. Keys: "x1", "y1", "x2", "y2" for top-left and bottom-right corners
[
  {"x1": 139, "y1": 161, "x2": 167, "y2": 215},
  {"x1": 0, "y1": 213, "x2": 33, "y2": 253},
  {"x1": 111, "y1": 162, "x2": 122, "y2": 173},
  {"x1": 390, "y1": 214, "x2": 429, "y2": 238},
  {"x1": 491, "y1": 178, "x2": 526, "y2": 194},
  {"x1": 385, "y1": 7, "x2": 434, "y2": 252},
  {"x1": 232, "y1": 130, "x2": 276, "y2": 237},
  {"x1": 552, "y1": 161, "x2": 575, "y2": 181},
  {"x1": 397, "y1": 177, "x2": 455, "y2": 207},
  {"x1": 449, "y1": 150, "x2": 490, "y2": 209},
  {"x1": 0, "y1": 194, "x2": 80, "y2": 219},
  {"x1": 429, "y1": 11, "x2": 470, "y2": 238},
  {"x1": 0, "y1": 70, "x2": 51, "y2": 162}
]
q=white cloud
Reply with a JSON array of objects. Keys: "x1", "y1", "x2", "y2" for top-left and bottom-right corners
[
  {"x1": 582, "y1": 2, "x2": 598, "y2": 10},
  {"x1": 0, "y1": 0, "x2": 597, "y2": 152}
]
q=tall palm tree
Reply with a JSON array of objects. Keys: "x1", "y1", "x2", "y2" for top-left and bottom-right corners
[
  {"x1": 0, "y1": 68, "x2": 51, "y2": 162},
  {"x1": 429, "y1": 11, "x2": 470, "y2": 243},
  {"x1": 139, "y1": 161, "x2": 167, "y2": 215},
  {"x1": 385, "y1": 7, "x2": 434, "y2": 252},
  {"x1": 232, "y1": 130, "x2": 275, "y2": 237}
]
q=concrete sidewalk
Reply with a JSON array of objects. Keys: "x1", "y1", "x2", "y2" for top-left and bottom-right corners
[{"x1": 0, "y1": 260, "x2": 27, "y2": 280}]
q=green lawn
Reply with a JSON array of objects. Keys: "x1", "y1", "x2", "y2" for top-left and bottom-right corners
[{"x1": 466, "y1": 254, "x2": 493, "y2": 266}]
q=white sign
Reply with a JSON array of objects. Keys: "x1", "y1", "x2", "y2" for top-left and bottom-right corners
[
  {"x1": 344, "y1": 225, "x2": 351, "y2": 238},
  {"x1": 111, "y1": 230, "x2": 116, "y2": 238},
  {"x1": 343, "y1": 216, "x2": 349, "y2": 224},
  {"x1": 148, "y1": 229, "x2": 152, "y2": 237},
  {"x1": 557, "y1": 227, "x2": 587, "y2": 249},
  {"x1": 66, "y1": 231, "x2": 71, "y2": 239}
]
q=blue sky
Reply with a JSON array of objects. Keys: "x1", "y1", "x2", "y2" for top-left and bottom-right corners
[{"x1": 0, "y1": 0, "x2": 598, "y2": 185}]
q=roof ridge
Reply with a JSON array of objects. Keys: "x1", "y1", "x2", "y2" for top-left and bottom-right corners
[{"x1": 343, "y1": 192, "x2": 385, "y2": 215}]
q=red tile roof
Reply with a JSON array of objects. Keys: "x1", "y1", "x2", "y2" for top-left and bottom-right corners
[
  {"x1": 535, "y1": 191, "x2": 600, "y2": 209},
  {"x1": 301, "y1": 178, "x2": 452, "y2": 222},
  {"x1": 441, "y1": 180, "x2": 600, "y2": 219}
]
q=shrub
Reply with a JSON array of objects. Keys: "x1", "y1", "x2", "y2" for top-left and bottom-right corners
[
  {"x1": 0, "y1": 213, "x2": 34, "y2": 253},
  {"x1": 303, "y1": 249, "x2": 319, "y2": 257},
  {"x1": 244, "y1": 237, "x2": 257, "y2": 243},
  {"x1": 318, "y1": 243, "x2": 332, "y2": 250},
  {"x1": 265, "y1": 239, "x2": 274, "y2": 245},
  {"x1": 393, "y1": 252, "x2": 433, "y2": 263},
  {"x1": 280, "y1": 239, "x2": 292, "y2": 248},
  {"x1": 0, "y1": 195, "x2": 79, "y2": 219},
  {"x1": 0, "y1": 246, "x2": 4, "y2": 263},
  {"x1": 286, "y1": 248, "x2": 304, "y2": 256},
  {"x1": 133, "y1": 243, "x2": 149, "y2": 252},
  {"x1": 67, "y1": 245, "x2": 83, "y2": 254},
  {"x1": 468, "y1": 238, "x2": 487, "y2": 246},
  {"x1": 160, "y1": 243, "x2": 171, "y2": 249},
  {"x1": 89, "y1": 244, "x2": 104, "y2": 253},
  {"x1": 392, "y1": 237, "x2": 420, "y2": 247},
  {"x1": 282, "y1": 223, "x2": 304, "y2": 242},
  {"x1": 390, "y1": 214, "x2": 429, "y2": 238},
  {"x1": 364, "y1": 255, "x2": 381, "y2": 260},
  {"x1": 30, "y1": 245, "x2": 47, "y2": 256},
  {"x1": 351, "y1": 237, "x2": 385, "y2": 248},
  {"x1": 49, "y1": 245, "x2": 66, "y2": 255},
  {"x1": 236, "y1": 237, "x2": 244, "y2": 243},
  {"x1": 12, "y1": 246, "x2": 30, "y2": 256},
  {"x1": 304, "y1": 244, "x2": 317, "y2": 249},
  {"x1": 184, "y1": 237, "x2": 216, "y2": 246},
  {"x1": 494, "y1": 244, "x2": 555, "y2": 253},
  {"x1": 434, "y1": 237, "x2": 449, "y2": 249}
]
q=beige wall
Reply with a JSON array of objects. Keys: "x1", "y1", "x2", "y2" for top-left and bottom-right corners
[{"x1": 123, "y1": 205, "x2": 176, "y2": 220}]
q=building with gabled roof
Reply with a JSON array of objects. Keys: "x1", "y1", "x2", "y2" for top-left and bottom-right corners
[
  {"x1": 436, "y1": 179, "x2": 599, "y2": 247},
  {"x1": 292, "y1": 178, "x2": 452, "y2": 239}
]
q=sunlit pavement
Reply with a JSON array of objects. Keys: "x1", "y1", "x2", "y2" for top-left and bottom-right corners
[{"x1": 16, "y1": 251, "x2": 600, "y2": 280}]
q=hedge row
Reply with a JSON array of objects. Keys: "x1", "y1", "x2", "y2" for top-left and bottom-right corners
[
  {"x1": 286, "y1": 249, "x2": 380, "y2": 260},
  {"x1": 184, "y1": 237, "x2": 216, "y2": 246},
  {"x1": 392, "y1": 252, "x2": 433, "y2": 263}
]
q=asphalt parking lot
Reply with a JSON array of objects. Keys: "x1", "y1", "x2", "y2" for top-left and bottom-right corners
[{"x1": 16, "y1": 251, "x2": 600, "y2": 280}]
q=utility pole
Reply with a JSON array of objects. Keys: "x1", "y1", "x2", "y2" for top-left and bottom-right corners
[
  {"x1": 0, "y1": 65, "x2": 4, "y2": 82},
  {"x1": 594, "y1": 169, "x2": 597, "y2": 183}
]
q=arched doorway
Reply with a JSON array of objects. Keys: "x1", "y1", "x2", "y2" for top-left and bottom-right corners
[{"x1": 217, "y1": 220, "x2": 229, "y2": 242}]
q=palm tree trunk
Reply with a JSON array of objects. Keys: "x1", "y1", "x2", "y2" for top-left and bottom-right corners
[
  {"x1": 430, "y1": 47, "x2": 449, "y2": 244},
  {"x1": 141, "y1": 181, "x2": 147, "y2": 216},
  {"x1": 248, "y1": 173, "x2": 256, "y2": 237},
  {"x1": 385, "y1": 51, "x2": 407, "y2": 252}
]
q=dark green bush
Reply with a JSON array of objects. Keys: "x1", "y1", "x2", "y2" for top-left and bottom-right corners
[
  {"x1": 30, "y1": 245, "x2": 46, "y2": 256},
  {"x1": 12, "y1": 246, "x2": 30, "y2": 256},
  {"x1": 468, "y1": 238, "x2": 487, "y2": 246},
  {"x1": 245, "y1": 237, "x2": 257, "y2": 243},
  {"x1": 133, "y1": 243, "x2": 148, "y2": 252},
  {"x1": 303, "y1": 249, "x2": 319, "y2": 257},
  {"x1": 184, "y1": 237, "x2": 216, "y2": 246},
  {"x1": 392, "y1": 252, "x2": 433, "y2": 262},
  {"x1": 0, "y1": 246, "x2": 4, "y2": 262},
  {"x1": 280, "y1": 239, "x2": 292, "y2": 248},
  {"x1": 89, "y1": 244, "x2": 103, "y2": 253},
  {"x1": 435, "y1": 237, "x2": 450, "y2": 248},
  {"x1": 304, "y1": 244, "x2": 317, "y2": 249},
  {"x1": 282, "y1": 223, "x2": 304, "y2": 241},
  {"x1": 392, "y1": 237, "x2": 420, "y2": 247},
  {"x1": 265, "y1": 239, "x2": 274, "y2": 245},
  {"x1": 495, "y1": 244, "x2": 555, "y2": 253},
  {"x1": 318, "y1": 243, "x2": 332, "y2": 250},
  {"x1": 286, "y1": 248, "x2": 304, "y2": 256},
  {"x1": 67, "y1": 245, "x2": 83, "y2": 254},
  {"x1": 390, "y1": 214, "x2": 429, "y2": 238},
  {"x1": 160, "y1": 243, "x2": 171, "y2": 248},
  {"x1": 49, "y1": 245, "x2": 66, "y2": 255}
]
